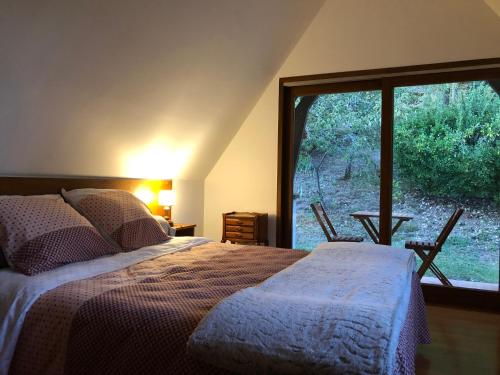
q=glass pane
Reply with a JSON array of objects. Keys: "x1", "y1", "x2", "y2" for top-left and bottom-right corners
[
  {"x1": 293, "y1": 91, "x2": 381, "y2": 250},
  {"x1": 393, "y1": 81, "x2": 500, "y2": 291}
]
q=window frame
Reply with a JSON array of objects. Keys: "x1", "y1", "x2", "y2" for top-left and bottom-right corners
[{"x1": 277, "y1": 58, "x2": 500, "y2": 310}]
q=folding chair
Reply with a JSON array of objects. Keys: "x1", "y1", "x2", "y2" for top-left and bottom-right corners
[
  {"x1": 405, "y1": 208, "x2": 464, "y2": 287},
  {"x1": 310, "y1": 202, "x2": 364, "y2": 243}
]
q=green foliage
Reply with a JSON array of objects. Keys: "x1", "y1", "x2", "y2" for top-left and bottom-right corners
[
  {"x1": 296, "y1": 81, "x2": 499, "y2": 203},
  {"x1": 394, "y1": 82, "x2": 500, "y2": 203},
  {"x1": 297, "y1": 91, "x2": 381, "y2": 177}
]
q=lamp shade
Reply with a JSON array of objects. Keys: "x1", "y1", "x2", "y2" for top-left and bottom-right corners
[{"x1": 158, "y1": 190, "x2": 176, "y2": 206}]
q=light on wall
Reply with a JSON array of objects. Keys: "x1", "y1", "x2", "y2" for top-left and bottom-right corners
[
  {"x1": 123, "y1": 140, "x2": 192, "y2": 179},
  {"x1": 158, "y1": 190, "x2": 176, "y2": 221},
  {"x1": 134, "y1": 187, "x2": 155, "y2": 205}
]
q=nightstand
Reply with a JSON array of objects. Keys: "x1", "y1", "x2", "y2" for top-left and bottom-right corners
[
  {"x1": 221, "y1": 212, "x2": 268, "y2": 245},
  {"x1": 173, "y1": 224, "x2": 196, "y2": 236}
]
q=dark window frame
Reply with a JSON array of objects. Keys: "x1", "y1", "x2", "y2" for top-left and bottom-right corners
[{"x1": 277, "y1": 58, "x2": 500, "y2": 310}]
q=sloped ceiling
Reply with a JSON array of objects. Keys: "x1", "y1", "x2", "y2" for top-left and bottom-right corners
[{"x1": 0, "y1": 0, "x2": 324, "y2": 180}]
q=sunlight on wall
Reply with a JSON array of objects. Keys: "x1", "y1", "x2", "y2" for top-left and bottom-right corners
[{"x1": 122, "y1": 139, "x2": 192, "y2": 180}]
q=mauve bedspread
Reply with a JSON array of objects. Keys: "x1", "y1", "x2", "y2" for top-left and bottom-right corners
[{"x1": 8, "y1": 242, "x2": 429, "y2": 375}]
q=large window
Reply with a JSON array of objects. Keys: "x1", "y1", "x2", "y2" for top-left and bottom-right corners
[{"x1": 279, "y1": 59, "x2": 500, "y2": 302}]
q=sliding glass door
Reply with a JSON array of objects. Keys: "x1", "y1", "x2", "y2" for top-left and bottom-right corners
[{"x1": 279, "y1": 59, "x2": 500, "y2": 298}]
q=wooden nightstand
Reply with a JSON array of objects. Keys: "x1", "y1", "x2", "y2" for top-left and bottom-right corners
[
  {"x1": 221, "y1": 212, "x2": 268, "y2": 245},
  {"x1": 173, "y1": 224, "x2": 196, "y2": 237}
]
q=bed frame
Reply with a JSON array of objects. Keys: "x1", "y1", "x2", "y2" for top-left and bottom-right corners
[{"x1": 0, "y1": 175, "x2": 171, "y2": 215}]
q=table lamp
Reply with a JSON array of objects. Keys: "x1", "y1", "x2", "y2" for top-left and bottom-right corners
[{"x1": 158, "y1": 190, "x2": 176, "y2": 224}]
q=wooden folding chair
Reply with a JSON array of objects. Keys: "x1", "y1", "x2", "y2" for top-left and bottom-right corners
[
  {"x1": 405, "y1": 208, "x2": 464, "y2": 287},
  {"x1": 310, "y1": 202, "x2": 364, "y2": 243}
]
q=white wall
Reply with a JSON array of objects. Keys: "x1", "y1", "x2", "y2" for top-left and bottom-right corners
[
  {"x1": 204, "y1": 0, "x2": 500, "y2": 244},
  {"x1": 0, "y1": 0, "x2": 323, "y2": 228},
  {"x1": 172, "y1": 179, "x2": 204, "y2": 235}
]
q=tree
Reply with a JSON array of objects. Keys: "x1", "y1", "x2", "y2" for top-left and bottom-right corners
[{"x1": 296, "y1": 91, "x2": 381, "y2": 203}]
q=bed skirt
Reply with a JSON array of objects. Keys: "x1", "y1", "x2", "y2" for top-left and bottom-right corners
[{"x1": 394, "y1": 272, "x2": 431, "y2": 374}]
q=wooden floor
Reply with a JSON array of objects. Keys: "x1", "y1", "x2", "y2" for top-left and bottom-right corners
[{"x1": 416, "y1": 305, "x2": 500, "y2": 375}]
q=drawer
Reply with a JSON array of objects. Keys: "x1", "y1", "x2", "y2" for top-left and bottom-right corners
[
  {"x1": 225, "y1": 218, "x2": 255, "y2": 226},
  {"x1": 225, "y1": 232, "x2": 255, "y2": 240},
  {"x1": 226, "y1": 225, "x2": 254, "y2": 233}
]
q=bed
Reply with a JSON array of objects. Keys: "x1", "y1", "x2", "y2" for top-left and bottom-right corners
[{"x1": 0, "y1": 177, "x2": 430, "y2": 375}]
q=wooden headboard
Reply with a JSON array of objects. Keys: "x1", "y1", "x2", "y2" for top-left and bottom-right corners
[{"x1": 0, "y1": 176, "x2": 172, "y2": 215}]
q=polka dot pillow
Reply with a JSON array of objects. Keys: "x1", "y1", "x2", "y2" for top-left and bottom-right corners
[
  {"x1": 62, "y1": 189, "x2": 170, "y2": 251},
  {"x1": 0, "y1": 195, "x2": 120, "y2": 275}
]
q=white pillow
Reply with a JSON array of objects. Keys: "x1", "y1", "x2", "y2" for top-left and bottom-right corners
[{"x1": 153, "y1": 215, "x2": 176, "y2": 236}]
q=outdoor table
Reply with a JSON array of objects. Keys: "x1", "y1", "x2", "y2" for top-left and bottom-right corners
[{"x1": 349, "y1": 211, "x2": 414, "y2": 244}]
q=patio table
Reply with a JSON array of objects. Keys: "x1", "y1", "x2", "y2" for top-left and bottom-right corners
[{"x1": 350, "y1": 211, "x2": 414, "y2": 244}]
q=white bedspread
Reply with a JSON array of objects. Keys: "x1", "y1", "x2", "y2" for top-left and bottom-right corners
[
  {"x1": 188, "y1": 242, "x2": 415, "y2": 375},
  {"x1": 0, "y1": 236, "x2": 210, "y2": 375}
]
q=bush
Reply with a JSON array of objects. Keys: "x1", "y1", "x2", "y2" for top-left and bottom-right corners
[{"x1": 394, "y1": 82, "x2": 499, "y2": 203}]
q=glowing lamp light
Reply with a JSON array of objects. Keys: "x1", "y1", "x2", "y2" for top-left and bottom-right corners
[
  {"x1": 158, "y1": 190, "x2": 176, "y2": 207},
  {"x1": 158, "y1": 190, "x2": 176, "y2": 220},
  {"x1": 134, "y1": 187, "x2": 155, "y2": 205}
]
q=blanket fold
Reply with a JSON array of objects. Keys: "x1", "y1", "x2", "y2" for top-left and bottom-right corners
[{"x1": 188, "y1": 242, "x2": 416, "y2": 375}]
